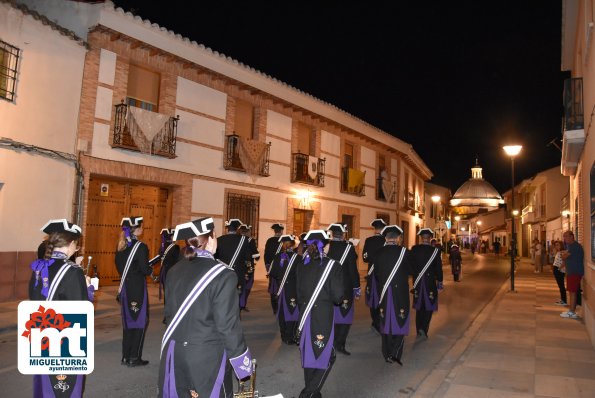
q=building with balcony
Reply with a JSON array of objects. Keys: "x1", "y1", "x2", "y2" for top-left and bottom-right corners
[
  {"x1": 0, "y1": 0, "x2": 87, "y2": 300},
  {"x1": 18, "y1": 0, "x2": 432, "y2": 286}
]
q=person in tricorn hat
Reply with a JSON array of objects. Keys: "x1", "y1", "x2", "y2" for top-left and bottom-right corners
[
  {"x1": 296, "y1": 230, "x2": 343, "y2": 398},
  {"x1": 238, "y1": 224, "x2": 260, "y2": 311},
  {"x1": 363, "y1": 218, "x2": 387, "y2": 335},
  {"x1": 264, "y1": 223, "x2": 285, "y2": 314},
  {"x1": 374, "y1": 225, "x2": 413, "y2": 365},
  {"x1": 410, "y1": 228, "x2": 443, "y2": 338},
  {"x1": 215, "y1": 218, "x2": 252, "y2": 309},
  {"x1": 115, "y1": 216, "x2": 154, "y2": 367},
  {"x1": 269, "y1": 234, "x2": 300, "y2": 344},
  {"x1": 157, "y1": 228, "x2": 180, "y2": 323},
  {"x1": 158, "y1": 217, "x2": 252, "y2": 398},
  {"x1": 30, "y1": 219, "x2": 90, "y2": 397},
  {"x1": 449, "y1": 243, "x2": 462, "y2": 282},
  {"x1": 326, "y1": 223, "x2": 360, "y2": 356}
]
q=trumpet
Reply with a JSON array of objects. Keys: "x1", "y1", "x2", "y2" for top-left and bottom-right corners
[{"x1": 234, "y1": 359, "x2": 258, "y2": 398}]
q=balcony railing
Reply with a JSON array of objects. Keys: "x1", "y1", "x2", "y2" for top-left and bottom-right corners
[
  {"x1": 224, "y1": 133, "x2": 271, "y2": 176},
  {"x1": 341, "y1": 167, "x2": 365, "y2": 196},
  {"x1": 291, "y1": 153, "x2": 325, "y2": 186},
  {"x1": 376, "y1": 177, "x2": 396, "y2": 202},
  {"x1": 521, "y1": 205, "x2": 535, "y2": 224},
  {"x1": 112, "y1": 102, "x2": 178, "y2": 158},
  {"x1": 563, "y1": 78, "x2": 584, "y2": 131},
  {"x1": 407, "y1": 191, "x2": 415, "y2": 209}
]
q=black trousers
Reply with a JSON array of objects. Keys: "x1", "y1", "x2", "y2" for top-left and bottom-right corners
[
  {"x1": 553, "y1": 267, "x2": 567, "y2": 303},
  {"x1": 299, "y1": 350, "x2": 336, "y2": 398},
  {"x1": 381, "y1": 334, "x2": 404, "y2": 361},
  {"x1": 333, "y1": 324, "x2": 351, "y2": 349},
  {"x1": 122, "y1": 326, "x2": 147, "y2": 360},
  {"x1": 415, "y1": 310, "x2": 433, "y2": 335},
  {"x1": 278, "y1": 308, "x2": 297, "y2": 343},
  {"x1": 370, "y1": 307, "x2": 381, "y2": 333}
]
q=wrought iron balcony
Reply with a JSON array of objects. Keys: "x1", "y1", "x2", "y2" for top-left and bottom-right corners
[
  {"x1": 291, "y1": 153, "x2": 325, "y2": 186},
  {"x1": 224, "y1": 133, "x2": 271, "y2": 176},
  {"x1": 112, "y1": 102, "x2": 178, "y2": 158},
  {"x1": 563, "y1": 78, "x2": 584, "y2": 131},
  {"x1": 376, "y1": 177, "x2": 396, "y2": 202},
  {"x1": 341, "y1": 167, "x2": 365, "y2": 196}
]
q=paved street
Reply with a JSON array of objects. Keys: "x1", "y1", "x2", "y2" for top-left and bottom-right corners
[{"x1": 0, "y1": 253, "x2": 514, "y2": 397}]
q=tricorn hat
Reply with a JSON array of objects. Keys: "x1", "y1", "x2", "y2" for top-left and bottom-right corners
[
  {"x1": 381, "y1": 225, "x2": 403, "y2": 237},
  {"x1": 173, "y1": 217, "x2": 215, "y2": 241},
  {"x1": 271, "y1": 223, "x2": 284, "y2": 231},
  {"x1": 370, "y1": 219, "x2": 387, "y2": 229},
  {"x1": 225, "y1": 218, "x2": 243, "y2": 230},
  {"x1": 160, "y1": 228, "x2": 174, "y2": 235},
  {"x1": 239, "y1": 224, "x2": 252, "y2": 231},
  {"x1": 327, "y1": 223, "x2": 347, "y2": 234},
  {"x1": 299, "y1": 232, "x2": 307, "y2": 242},
  {"x1": 278, "y1": 234, "x2": 297, "y2": 244},
  {"x1": 121, "y1": 216, "x2": 143, "y2": 228},
  {"x1": 40, "y1": 219, "x2": 82, "y2": 237},
  {"x1": 304, "y1": 230, "x2": 330, "y2": 242},
  {"x1": 417, "y1": 228, "x2": 434, "y2": 237}
]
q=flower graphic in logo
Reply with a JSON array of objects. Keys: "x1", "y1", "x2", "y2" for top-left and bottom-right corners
[{"x1": 21, "y1": 305, "x2": 71, "y2": 350}]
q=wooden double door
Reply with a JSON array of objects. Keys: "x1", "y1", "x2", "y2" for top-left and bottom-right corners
[{"x1": 84, "y1": 177, "x2": 172, "y2": 285}]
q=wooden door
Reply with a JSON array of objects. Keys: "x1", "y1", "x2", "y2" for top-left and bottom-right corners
[{"x1": 85, "y1": 177, "x2": 172, "y2": 285}]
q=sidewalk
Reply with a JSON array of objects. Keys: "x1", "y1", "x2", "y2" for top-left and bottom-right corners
[
  {"x1": 414, "y1": 257, "x2": 595, "y2": 398},
  {"x1": 0, "y1": 283, "x2": 164, "y2": 335}
]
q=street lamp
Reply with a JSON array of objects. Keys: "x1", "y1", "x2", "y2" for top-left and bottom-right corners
[
  {"x1": 503, "y1": 145, "x2": 522, "y2": 292},
  {"x1": 454, "y1": 215, "x2": 461, "y2": 245},
  {"x1": 431, "y1": 195, "x2": 441, "y2": 243}
]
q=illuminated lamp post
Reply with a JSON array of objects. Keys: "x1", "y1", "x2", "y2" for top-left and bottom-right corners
[
  {"x1": 431, "y1": 195, "x2": 441, "y2": 243},
  {"x1": 503, "y1": 145, "x2": 522, "y2": 292}
]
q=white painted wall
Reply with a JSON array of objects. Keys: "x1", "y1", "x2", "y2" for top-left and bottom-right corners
[
  {"x1": 176, "y1": 77, "x2": 227, "y2": 119},
  {"x1": 266, "y1": 110, "x2": 292, "y2": 139},
  {"x1": 0, "y1": 2, "x2": 85, "y2": 251}
]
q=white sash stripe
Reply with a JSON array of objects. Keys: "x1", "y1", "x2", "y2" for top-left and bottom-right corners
[
  {"x1": 339, "y1": 244, "x2": 351, "y2": 266},
  {"x1": 297, "y1": 259, "x2": 336, "y2": 333},
  {"x1": 379, "y1": 248, "x2": 406, "y2": 304},
  {"x1": 413, "y1": 248, "x2": 439, "y2": 289},
  {"x1": 46, "y1": 263, "x2": 72, "y2": 301},
  {"x1": 162, "y1": 243, "x2": 176, "y2": 260},
  {"x1": 118, "y1": 241, "x2": 142, "y2": 295},
  {"x1": 229, "y1": 236, "x2": 246, "y2": 269},
  {"x1": 276, "y1": 253, "x2": 299, "y2": 297}
]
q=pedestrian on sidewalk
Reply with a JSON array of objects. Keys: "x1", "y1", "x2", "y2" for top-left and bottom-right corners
[
  {"x1": 449, "y1": 244, "x2": 462, "y2": 282},
  {"x1": 534, "y1": 240, "x2": 543, "y2": 273},
  {"x1": 560, "y1": 231, "x2": 584, "y2": 319},
  {"x1": 530, "y1": 238, "x2": 538, "y2": 265},
  {"x1": 551, "y1": 240, "x2": 567, "y2": 306}
]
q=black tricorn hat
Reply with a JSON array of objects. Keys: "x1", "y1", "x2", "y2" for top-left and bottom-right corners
[
  {"x1": 381, "y1": 225, "x2": 403, "y2": 237},
  {"x1": 278, "y1": 234, "x2": 297, "y2": 244},
  {"x1": 225, "y1": 219, "x2": 243, "y2": 230},
  {"x1": 417, "y1": 228, "x2": 434, "y2": 237},
  {"x1": 370, "y1": 219, "x2": 387, "y2": 229},
  {"x1": 41, "y1": 219, "x2": 82, "y2": 237},
  {"x1": 303, "y1": 230, "x2": 330, "y2": 242},
  {"x1": 327, "y1": 223, "x2": 347, "y2": 234},
  {"x1": 173, "y1": 217, "x2": 215, "y2": 241},
  {"x1": 121, "y1": 216, "x2": 143, "y2": 228},
  {"x1": 271, "y1": 223, "x2": 284, "y2": 231},
  {"x1": 160, "y1": 228, "x2": 174, "y2": 235},
  {"x1": 299, "y1": 232, "x2": 307, "y2": 242},
  {"x1": 239, "y1": 224, "x2": 252, "y2": 231}
]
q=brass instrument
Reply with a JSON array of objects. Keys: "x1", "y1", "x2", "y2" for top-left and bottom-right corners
[{"x1": 234, "y1": 359, "x2": 258, "y2": 398}]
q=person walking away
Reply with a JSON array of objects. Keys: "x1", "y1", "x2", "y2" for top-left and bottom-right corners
[
  {"x1": 530, "y1": 238, "x2": 537, "y2": 265},
  {"x1": 449, "y1": 244, "x2": 462, "y2": 282},
  {"x1": 326, "y1": 223, "x2": 360, "y2": 356},
  {"x1": 374, "y1": 225, "x2": 413, "y2": 365},
  {"x1": 410, "y1": 228, "x2": 443, "y2": 338},
  {"x1": 296, "y1": 230, "x2": 343, "y2": 398},
  {"x1": 30, "y1": 219, "x2": 92, "y2": 397},
  {"x1": 551, "y1": 240, "x2": 567, "y2": 306},
  {"x1": 493, "y1": 239, "x2": 501, "y2": 258},
  {"x1": 560, "y1": 231, "x2": 584, "y2": 319},
  {"x1": 115, "y1": 216, "x2": 154, "y2": 367},
  {"x1": 158, "y1": 218, "x2": 252, "y2": 397},
  {"x1": 264, "y1": 223, "x2": 285, "y2": 314},
  {"x1": 534, "y1": 239, "x2": 542, "y2": 273},
  {"x1": 363, "y1": 219, "x2": 387, "y2": 335},
  {"x1": 158, "y1": 228, "x2": 180, "y2": 323},
  {"x1": 238, "y1": 224, "x2": 260, "y2": 312}
]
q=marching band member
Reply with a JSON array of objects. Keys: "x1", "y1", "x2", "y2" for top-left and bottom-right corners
[
  {"x1": 264, "y1": 223, "x2": 285, "y2": 314},
  {"x1": 363, "y1": 219, "x2": 387, "y2": 334},
  {"x1": 410, "y1": 228, "x2": 443, "y2": 338},
  {"x1": 374, "y1": 225, "x2": 413, "y2": 365},
  {"x1": 296, "y1": 230, "x2": 343, "y2": 398},
  {"x1": 29, "y1": 219, "x2": 89, "y2": 397},
  {"x1": 115, "y1": 216, "x2": 153, "y2": 367},
  {"x1": 215, "y1": 219, "x2": 252, "y2": 309},
  {"x1": 158, "y1": 228, "x2": 180, "y2": 323},
  {"x1": 238, "y1": 224, "x2": 260, "y2": 312},
  {"x1": 269, "y1": 234, "x2": 300, "y2": 344},
  {"x1": 158, "y1": 218, "x2": 251, "y2": 398},
  {"x1": 326, "y1": 223, "x2": 360, "y2": 356}
]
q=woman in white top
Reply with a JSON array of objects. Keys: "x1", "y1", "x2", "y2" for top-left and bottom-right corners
[
  {"x1": 551, "y1": 240, "x2": 567, "y2": 305},
  {"x1": 534, "y1": 240, "x2": 542, "y2": 273}
]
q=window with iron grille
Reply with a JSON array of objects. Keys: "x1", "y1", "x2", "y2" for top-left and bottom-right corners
[
  {"x1": 0, "y1": 40, "x2": 20, "y2": 102},
  {"x1": 225, "y1": 192, "x2": 260, "y2": 239}
]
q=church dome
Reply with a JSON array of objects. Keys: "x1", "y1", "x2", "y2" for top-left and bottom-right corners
[
  {"x1": 450, "y1": 159, "x2": 504, "y2": 212},
  {"x1": 452, "y1": 179, "x2": 502, "y2": 201}
]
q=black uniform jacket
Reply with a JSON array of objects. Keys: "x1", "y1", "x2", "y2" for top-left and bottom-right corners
[
  {"x1": 326, "y1": 240, "x2": 360, "y2": 301},
  {"x1": 362, "y1": 234, "x2": 386, "y2": 269},
  {"x1": 159, "y1": 257, "x2": 247, "y2": 397},
  {"x1": 410, "y1": 244, "x2": 443, "y2": 296},
  {"x1": 161, "y1": 243, "x2": 181, "y2": 283},
  {"x1": 29, "y1": 259, "x2": 88, "y2": 301},
  {"x1": 374, "y1": 245, "x2": 413, "y2": 326},
  {"x1": 296, "y1": 256, "x2": 343, "y2": 352},
  {"x1": 264, "y1": 236, "x2": 282, "y2": 267},
  {"x1": 115, "y1": 240, "x2": 153, "y2": 309},
  {"x1": 215, "y1": 234, "x2": 251, "y2": 283},
  {"x1": 269, "y1": 251, "x2": 299, "y2": 299}
]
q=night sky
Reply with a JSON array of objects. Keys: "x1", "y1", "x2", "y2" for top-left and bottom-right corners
[{"x1": 112, "y1": 0, "x2": 565, "y2": 194}]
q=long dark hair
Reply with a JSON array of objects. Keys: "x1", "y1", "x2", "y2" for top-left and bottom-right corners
[{"x1": 44, "y1": 231, "x2": 80, "y2": 260}]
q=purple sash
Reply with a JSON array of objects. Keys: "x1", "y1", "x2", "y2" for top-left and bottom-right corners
[
  {"x1": 299, "y1": 314, "x2": 335, "y2": 370},
  {"x1": 277, "y1": 293, "x2": 299, "y2": 321},
  {"x1": 210, "y1": 352, "x2": 227, "y2": 398},
  {"x1": 33, "y1": 374, "x2": 84, "y2": 397},
  {"x1": 381, "y1": 288, "x2": 409, "y2": 335},
  {"x1": 413, "y1": 278, "x2": 438, "y2": 311},
  {"x1": 268, "y1": 278, "x2": 278, "y2": 295},
  {"x1": 162, "y1": 340, "x2": 177, "y2": 397},
  {"x1": 334, "y1": 303, "x2": 354, "y2": 324},
  {"x1": 120, "y1": 284, "x2": 148, "y2": 329},
  {"x1": 365, "y1": 272, "x2": 379, "y2": 308}
]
